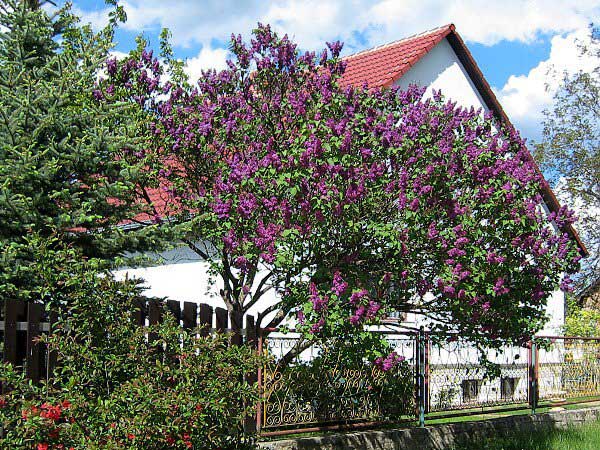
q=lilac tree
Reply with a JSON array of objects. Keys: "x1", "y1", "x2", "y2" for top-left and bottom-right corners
[{"x1": 97, "y1": 25, "x2": 581, "y2": 363}]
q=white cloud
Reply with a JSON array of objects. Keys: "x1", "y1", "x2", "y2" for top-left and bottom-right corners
[
  {"x1": 495, "y1": 28, "x2": 598, "y2": 141},
  {"x1": 184, "y1": 46, "x2": 230, "y2": 82},
  {"x1": 72, "y1": 0, "x2": 599, "y2": 52},
  {"x1": 72, "y1": 5, "x2": 113, "y2": 30},
  {"x1": 109, "y1": 50, "x2": 129, "y2": 60},
  {"x1": 118, "y1": 0, "x2": 265, "y2": 48}
]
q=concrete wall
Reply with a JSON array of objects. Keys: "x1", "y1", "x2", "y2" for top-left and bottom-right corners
[
  {"x1": 113, "y1": 246, "x2": 281, "y2": 320},
  {"x1": 258, "y1": 406, "x2": 600, "y2": 450}
]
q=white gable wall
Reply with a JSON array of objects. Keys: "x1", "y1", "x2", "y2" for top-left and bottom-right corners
[
  {"x1": 114, "y1": 37, "x2": 565, "y2": 335},
  {"x1": 394, "y1": 38, "x2": 489, "y2": 113}
]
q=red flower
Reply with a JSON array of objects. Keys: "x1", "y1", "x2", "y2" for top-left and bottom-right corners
[
  {"x1": 40, "y1": 403, "x2": 61, "y2": 421},
  {"x1": 0, "y1": 397, "x2": 5, "y2": 408},
  {"x1": 37, "y1": 444, "x2": 49, "y2": 450},
  {"x1": 127, "y1": 433, "x2": 135, "y2": 440},
  {"x1": 61, "y1": 400, "x2": 71, "y2": 409},
  {"x1": 22, "y1": 406, "x2": 38, "y2": 420},
  {"x1": 48, "y1": 427, "x2": 60, "y2": 439}
]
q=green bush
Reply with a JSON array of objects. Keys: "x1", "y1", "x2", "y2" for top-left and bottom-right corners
[{"x1": 0, "y1": 249, "x2": 260, "y2": 449}]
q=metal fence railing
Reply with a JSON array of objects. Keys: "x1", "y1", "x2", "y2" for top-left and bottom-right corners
[
  {"x1": 427, "y1": 338, "x2": 529, "y2": 412},
  {"x1": 536, "y1": 337, "x2": 600, "y2": 403},
  {"x1": 256, "y1": 329, "x2": 600, "y2": 436}
]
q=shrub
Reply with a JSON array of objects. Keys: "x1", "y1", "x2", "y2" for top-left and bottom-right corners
[{"x1": 0, "y1": 248, "x2": 260, "y2": 449}]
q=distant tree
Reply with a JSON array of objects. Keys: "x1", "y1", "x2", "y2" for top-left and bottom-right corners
[
  {"x1": 564, "y1": 295, "x2": 600, "y2": 337},
  {"x1": 0, "y1": 1, "x2": 168, "y2": 301},
  {"x1": 100, "y1": 24, "x2": 581, "y2": 363},
  {"x1": 534, "y1": 26, "x2": 599, "y2": 295}
]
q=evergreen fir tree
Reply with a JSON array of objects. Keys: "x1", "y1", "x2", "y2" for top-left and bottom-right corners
[{"x1": 0, "y1": 1, "x2": 168, "y2": 301}]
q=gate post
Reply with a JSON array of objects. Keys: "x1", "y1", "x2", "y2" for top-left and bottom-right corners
[
  {"x1": 244, "y1": 316, "x2": 257, "y2": 434},
  {"x1": 425, "y1": 331, "x2": 430, "y2": 415},
  {"x1": 528, "y1": 339, "x2": 539, "y2": 414},
  {"x1": 255, "y1": 329, "x2": 263, "y2": 435},
  {"x1": 416, "y1": 326, "x2": 427, "y2": 427}
]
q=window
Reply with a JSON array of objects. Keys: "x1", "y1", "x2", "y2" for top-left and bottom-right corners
[
  {"x1": 461, "y1": 379, "x2": 481, "y2": 403},
  {"x1": 501, "y1": 376, "x2": 519, "y2": 400},
  {"x1": 386, "y1": 310, "x2": 407, "y2": 321}
]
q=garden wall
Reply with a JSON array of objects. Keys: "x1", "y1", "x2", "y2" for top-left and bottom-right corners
[{"x1": 258, "y1": 406, "x2": 600, "y2": 450}]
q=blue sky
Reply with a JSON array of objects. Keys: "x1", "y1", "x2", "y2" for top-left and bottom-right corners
[{"x1": 65, "y1": 0, "x2": 599, "y2": 143}]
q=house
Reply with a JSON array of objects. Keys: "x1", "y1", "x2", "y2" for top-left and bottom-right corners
[
  {"x1": 114, "y1": 24, "x2": 587, "y2": 336},
  {"x1": 580, "y1": 279, "x2": 600, "y2": 310}
]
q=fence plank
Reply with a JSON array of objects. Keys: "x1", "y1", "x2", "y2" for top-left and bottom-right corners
[
  {"x1": 182, "y1": 302, "x2": 197, "y2": 329},
  {"x1": 230, "y1": 310, "x2": 243, "y2": 346},
  {"x1": 215, "y1": 307, "x2": 228, "y2": 333},
  {"x1": 47, "y1": 310, "x2": 58, "y2": 381},
  {"x1": 132, "y1": 297, "x2": 146, "y2": 326},
  {"x1": 246, "y1": 315, "x2": 256, "y2": 348},
  {"x1": 199, "y1": 303, "x2": 212, "y2": 337},
  {"x1": 26, "y1": 303, "x2": 43, "y2": 383},
  {"x1": 3, "y1": 299, "x2": 18, "y2": 365},
  {"x1": 148, "y1": 299, "x2": 161, "y2": 343},
  {"x1": 167, "y1": 300, "x2": 181, "y2": 324}
]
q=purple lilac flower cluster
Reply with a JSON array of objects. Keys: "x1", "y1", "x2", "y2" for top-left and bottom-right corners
[{"x1": 96, "y1": 23, "x2": 582, "y2": 357}]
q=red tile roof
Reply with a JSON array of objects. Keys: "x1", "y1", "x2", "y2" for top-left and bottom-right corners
[
  {"x1": 130, "y1": 186, "x2": 170, "y2": 226},
  {"x1": 339, "y1": 24, "x2": 455, "y2": 89}
]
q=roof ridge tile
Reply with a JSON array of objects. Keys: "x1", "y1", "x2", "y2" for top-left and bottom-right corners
[{"x1": 342, "y1": 24, "x2": 453, "y2": 61}]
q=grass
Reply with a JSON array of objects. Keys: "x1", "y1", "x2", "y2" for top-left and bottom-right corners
[
  {"x1": 450, "y1": 420, "x2": 600, "y2": 450},
  {"x1": 424, "y1": 399, "x2": 600, "y2": 426}
]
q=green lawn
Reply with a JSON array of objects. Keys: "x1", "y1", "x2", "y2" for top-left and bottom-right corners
[{"x1": 451, "y1": 420, "x2": 600, "y2": 450}]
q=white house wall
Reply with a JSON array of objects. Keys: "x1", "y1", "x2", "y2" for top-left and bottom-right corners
[
  {"x1": 113, "y1": 246, "x2": 282, "y2": 321},
  {"x1": 114, "y1": 36, "x2": 566, "y2": 336}
]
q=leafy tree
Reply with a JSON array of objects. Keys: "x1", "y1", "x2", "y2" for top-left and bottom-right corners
[
  {"x1": 534, "y1": 26, "x2": 599, "y2": 295},
  {"x1": 0, "y1": 1, "x2": 168, "y2": 301},
  {"x1": 0, "y1": 7, "x2": 260, "y2": 448},
  {"x1": 100, "y1": 24, "x2": 581, "y2": 363}
]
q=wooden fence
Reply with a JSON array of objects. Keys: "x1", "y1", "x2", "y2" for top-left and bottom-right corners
[{"x1": 0, "y1": 298, "x2": 256, "y2": 386}]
